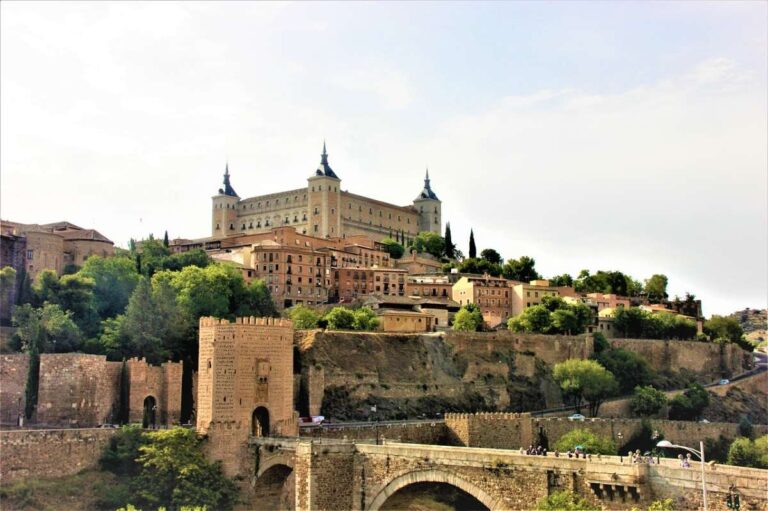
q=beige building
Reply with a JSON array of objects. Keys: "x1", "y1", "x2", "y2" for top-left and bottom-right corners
[
  {"x1": 0, "y1": 220, "x2": 114, "y2": 279},
  {"x1": 452, "y1": 275, "x2": 513, "y2": 327},
  {"x1": 377, "y1": 309, "x2": 435, "y2": 333},
  {"x1": 210, "y1": 144, "x2": 442, "y2": 243},
  {"x1": 585, "y1": 292, "x2": 631, "y2": 312},
  {"x1": 393, "y1": 251, "x2": 443, "y2": 274},
  {"x1": 510, "y1": 279, "x2": 562, "y2": 317},
  {"x1": 406, "y1": 274, "x2": 452, "y2": 299}
]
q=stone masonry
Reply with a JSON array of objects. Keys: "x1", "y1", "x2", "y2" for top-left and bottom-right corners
[{"x1": 197, "y1": 316, "x2": 298, "y2": 476}]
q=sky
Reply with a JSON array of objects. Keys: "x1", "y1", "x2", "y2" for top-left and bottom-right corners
[{"x1": 1, "y1": 1, "x2": 766, "y2": 317}]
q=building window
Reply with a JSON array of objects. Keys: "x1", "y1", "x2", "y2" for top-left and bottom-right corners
[{"x1": 314, "y1": 225, "x2": 318, "y2": 232}]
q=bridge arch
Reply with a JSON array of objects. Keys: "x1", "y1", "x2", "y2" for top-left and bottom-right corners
[
  {"x1": 367, "y1": 469, "x2": 503, "y2": 511},
  {"x1": 253, "y1": 461, "x2": 294, "y2": 511}
]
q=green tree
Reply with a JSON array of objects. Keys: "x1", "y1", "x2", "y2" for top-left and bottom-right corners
[
  {"x1": 324, "y1": 307, "x2": 356, "y2": 330},
  {"x1": 502, "y1": 256, "x2": 540, "y2": 282},
  {"x1": 727, "y1": 435, "x2": 768, "y2": 469},
  {"x1": 133, "y1": 428, "x2": 238, "y2": 510},
  {"x1": 549, "y1": 273, "x2": 573, "y2": 287},
  {"x1": 121, "y1": 278, "x2": 168, "y2": 364},
  {"x1": 593, "y1": 348, "x2": 653, "y2": 394},
  {"x1": 468, "y1": 229, "x2": 476, "y2": 259},
  {"x1": 553, "y1": 359, "x2": 618, "y2": 416},
  {"x1": 352, "y1": 307, "x2": 379, "y2": 331},
  {"x1": 508, "y1": 305, "x2": 551, "y2": 333},
  {"x1": 12, "y1": 303, "x2": 82, "y2": 353},
  {"x1": 668, "y1": 383, "x2": 710, "y2": 421},
  {"x1": 480, "y1": 248, "x2": 502, "y2": 265},
  {"x1": 412, "y1": 232, "x2": 445, "y2": 259},
  {"x1": 163, "y1": 230, "x2": 170, "y2": 248},
  {"x1": 79, "y1": 256, "x2": 140, "y2": 319},
  {"x1": 452, "y1": 304, "x2": 484, "y2": 331},
  {"x1": 380, "y1": 238, "x2": 405, "y2": 260},
  {"x1": 554, "y1": 428, "x2": 617, "y2": 455},
  {"x1": 630, "y1": 385, "x2": 668, "y2": 417},
  {"x1": 536, "y1": 490, "x2": 599, "y2": 511},
  {"x1": 551, "y1": 308, "x2": 580, "y2": 335},
  {"x1": 286, "y1": 305, "x2": 322, "y2": 329},
  {"x1": 738, "y1": 416, "x2": 754, "y2": 439},
  {"x1": 645, "y1": 274, "x2": 669, "y2": 302},
  {"x1": 647, "y1": 499, "x2": 675, "y2": 511},
  {"x1": 443, "y1": 222, "x2": 455, "y2": 259},
  {"x1": 704, "y1": 315, "x2": 745, "y2": 344}
]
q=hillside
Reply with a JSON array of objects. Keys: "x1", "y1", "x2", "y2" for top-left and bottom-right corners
[{"x1": 729, "y1": 308, "x2": 767, "y2": 347}]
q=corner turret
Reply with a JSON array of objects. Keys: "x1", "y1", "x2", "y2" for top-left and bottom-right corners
[
  {"x1": 307, "y1": 142, "x2": 342, "y2": 237},
  {"x1": 212, "y1": 163, "x2": 241, "y2": 237},
  {"x1": 413, "y1": 168, "x2": 442, "y2": 234}
]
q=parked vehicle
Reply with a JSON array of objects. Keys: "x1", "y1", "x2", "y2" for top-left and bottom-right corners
[
  {"x1": 719, "y1": 379, "x2": 730, "y2": 385},
  {"x1": 568, "y1": 413, "x2": 586, "y2": 421}
]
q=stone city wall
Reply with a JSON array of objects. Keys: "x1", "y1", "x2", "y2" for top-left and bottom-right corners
[
  {"x1": 300, "y1": 420, "x2": 450, "y2": 444},
  {"x1": 444, "y1": 413, "x2": 768, "y2": 453},
  {"x1": 0, "y1": 354, "x2": 28, "y2": 426},
  {"x1": 36, "y1": 354, "x2": 121, "y2": 427},
  {"x1": 127, "y1": 358, "x2": 183, "y2": 425},
  {"x1": 0, "y1": 428, "x2": 117, "y2": 484}
]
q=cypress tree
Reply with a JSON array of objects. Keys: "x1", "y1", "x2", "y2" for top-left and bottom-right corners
[
  {"x1": 163, "y1": 230, "x2": 169, "y2": 248},
  {"x1": 469, "y1": 229, "x2": 477, "y2": 259},
  {"x1": 444, "y1": 223, "x2": 454, "y2": 259}
]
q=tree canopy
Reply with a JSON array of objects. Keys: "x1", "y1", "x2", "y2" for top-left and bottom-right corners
[
  {"x1": 630, "y1": 385, "x2": 668, "y2": 417},
  {"x1": 727, "y1": 435, "x2": 768, "y2": 469},
  {"x1": 508, "y1": 296, "x2": 594, "y2": 335},
  {"x1": 452, "y1": 304, "x2": 484, "y2": 331},
  {"x1": 553, "y1": 359, "x2": 618, "y2": 416},
  {"x1": 412, "y1": 232, "x2": 445, "y2": 259},
  {"x1": 536, "y1": 490, "x2": 600, "y2": 511},
  {"x1": 380, "y1": 238, "x2": 405, "y2": 260},
  {"x1": 502, "y1": 256, "x2": 540, "y2": 282},
  {"x1": 554, "y1": 428, "x2": 617, "y2": 455}
]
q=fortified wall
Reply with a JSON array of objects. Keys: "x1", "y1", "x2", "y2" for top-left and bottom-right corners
[
  {"x1": 0, "y1": 428, "x2": 117, "y2": 483},
  {"x1": 297, "y1": 330, "x2": 751, "y2": 420},
  {"x1": 444, "y1": 412, "x2": 768, "y2": 452},
  {"x1": 0, "y1": 353, "x2": 182, "y2": 428},
  {"x1": 197, "y1": 316, "x2": 298, "y2": 476}
]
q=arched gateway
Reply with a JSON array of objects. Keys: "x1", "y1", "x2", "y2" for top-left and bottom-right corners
[{"x1": 368, "y1": 469, "x2": 502, "y2": 511}]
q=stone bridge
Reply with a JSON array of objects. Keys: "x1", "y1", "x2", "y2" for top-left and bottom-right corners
[{"x1": 247, "y1": 437, "x2": 768, "y2": 511}]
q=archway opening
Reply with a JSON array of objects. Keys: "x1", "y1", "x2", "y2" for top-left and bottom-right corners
[
  {"x1": 254, "y1": 464, "x2": 294, "y2": 510},
  {"x1": 142, "y1": 396, "x2": 157, "y2": 429},
  {"x1": 252, "y1": 406, "x2": 270, "y2": 437},
  {"x1": 379, "y1": 482, "x2": 490, "y2": 511}
]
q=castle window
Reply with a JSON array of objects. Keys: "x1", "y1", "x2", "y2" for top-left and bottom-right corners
[
  {"x1": 369, "y1": 208, "x2": 372, "y2": 214},
  {"x1": 215, "y1": 224, "x2": 220, "y2": 230},
  {"x1": 242, "y1": 224, "x2": 246, "y2": 230},
  {"x1": 314, "y1": 208, "x2": 319, "y2": 214},
  {"x1": 331, "y1": 208, "x2": 335, "y2": 214},
  {"x1": 312, "y1": 187, "x2": 315, "y2": 192},
  {"x1": 314, "y1": 225, "x2": 318, "y2": 232},
  {"x1": 267, "y1": 201, "x2": 270, "y2": 206},
  {"x1": 249, "y1": 222, "x2": 253, "y2": 228},
  {"x1": 302, "y1": 214, "x2": 307, "y2": 220},
  {"x1": 229, "y1": 223, "x2": 234, "y2": 230},
  {"x1": 258, "y1": 202, "x2": 261, "y2": 208},
  {"x1": 349, "y1": 203, "x2": 352, "y2": 209},
  {"x1": 207, "y1": 360, "x2": 211, "y2": 369}
]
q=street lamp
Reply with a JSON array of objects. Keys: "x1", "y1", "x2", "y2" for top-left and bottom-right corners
[{"x1": 657, "y1": 440, "x2": 707, "y2": 511}]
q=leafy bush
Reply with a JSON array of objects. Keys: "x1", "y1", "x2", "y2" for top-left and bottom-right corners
[
  {"x1": 630, "y1": 386, "x2": 667, "y2": 417},
  {"x1": 667, "y1": 383, "x2": 709, "y2": 421},
  {"x1": 727, "y1": 435, "x2": 768, "y2": 469},
  {"x1": 452, "y1": 304, "x2": 484, "y2": 332},
  {"x1": 324, "y1": 307, "x2": 356, "y2": 330},
  {"x1": 554, "y1": 428, "x2": 617, "y2": 455},
  {"x1": 286, "y1": 305, "x2": 322, "y2": 329},
  {"x1": 536, "y1": 490, "x2": 599, "y2": 510}
]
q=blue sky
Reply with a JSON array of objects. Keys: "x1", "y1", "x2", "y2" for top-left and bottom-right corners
[{"x1": 1, "y1": 1, "x2": 766, "y2": 316}]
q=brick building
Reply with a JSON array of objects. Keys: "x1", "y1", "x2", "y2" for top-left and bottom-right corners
[{"x1": 452, "y1": 275, "x2": 513, "y2": 327}]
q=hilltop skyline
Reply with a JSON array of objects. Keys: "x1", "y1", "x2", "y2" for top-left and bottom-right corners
[{"x1": 1, "y1": 2, "x2": 766, "y2": 316}]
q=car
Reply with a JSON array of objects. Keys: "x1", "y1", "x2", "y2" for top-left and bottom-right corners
[
  {"x1": 719, "y1": 379, "x2": 730, "y2": 385},
  {"x1": 568, "y1": 413, "x2": 586, "y2": 421}
]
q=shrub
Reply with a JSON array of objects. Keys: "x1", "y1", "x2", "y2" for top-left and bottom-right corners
[
  {"x1": 630, "y1": 386, "x2": 667, "y2": 417},
  {"x1": 554, "y1": 428, "x2": 617, "y2": 455},
  {"x1": 536, "y1": 490, "x2": 599, "y2": 510}
]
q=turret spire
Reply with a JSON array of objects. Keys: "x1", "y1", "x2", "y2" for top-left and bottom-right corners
[
  {"x1": 415, "y1": 167, "x2": 438, "y2": 200},
  {"x1": 218, "y1": 162, "x2": 238, "y2": 197},
  {"x1": 315, "y1": 141, "x2": 338, "y2": 179}
]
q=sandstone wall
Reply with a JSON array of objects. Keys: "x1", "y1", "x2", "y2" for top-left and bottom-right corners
[
  {"x1": 0, "y1": 428, "x2": 116, "y2": 483},
  {"x1": 300, "y1": 420, "x2": 450, "y2": 444},
  {"x1": 36, "y1": 354, "x2": 121, "y2": 427},
  {"x1": 445, "y1": 413, "x2": 768, "y2": 453},
  {"x1": 126, "y1": 358, "x2": 183, "y2": 425},
  {"x1": 0, "y1": 354, "x2": 28, "y2": 426},
  {"x1": 611, "y1": 338, "x2": 748, "y2": 379}
]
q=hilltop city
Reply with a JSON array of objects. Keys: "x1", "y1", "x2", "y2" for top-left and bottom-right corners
[{"x1": 0, "y1": 145, "x2": 766, "y2": 511}]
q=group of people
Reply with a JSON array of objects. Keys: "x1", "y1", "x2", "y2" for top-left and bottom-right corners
[
  {"x1": 678, "y1": 453, "x2": 693, "y2": 468},
  {"x1": 519, "y1": 445, "x2": 599, "y2": 460},
  {"x1": 628, "y1": 449, "x2": 658, "y2": 464}
]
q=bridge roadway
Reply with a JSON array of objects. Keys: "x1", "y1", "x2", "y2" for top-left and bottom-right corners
[{"x1": 248, "y1": 437, "x2": 768, "y2": 511}]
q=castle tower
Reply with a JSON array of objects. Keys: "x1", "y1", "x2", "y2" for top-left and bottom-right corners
[
  {"x1": 307, "y1": 142, "x2": 342, "y2": 238},
  {"x1": 197, "y1": 316, "x2": 297, "y2": 476},
  {"x1": 211, "y1": 163, "x2": 241, "y2": 237},
  {"x1": 413, "y1": 169, "x2": 442, "y2": 234}
]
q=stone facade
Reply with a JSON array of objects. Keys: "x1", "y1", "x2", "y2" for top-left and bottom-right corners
[
  {"x1": 0, "y1": 354, "x2": 29, "y2": 426},
  {"x1": 0, "y1": 428, "x2": 117, "y2": 484},
  {"x1": 0, "y1": 353, "x2": 181, "y2": 428},
  {"x1": 248, "y1": 437, "x2": 768, "y2": 511},
  {"x1": 196, "y1": 316, "x2": 298, "y2": 476},
  {"x1": 210, "y1": 145, "x2": 441, "y2": 243},
  {"x1": 126, "y1": 357, "x2": 183, "y2": 426}
]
